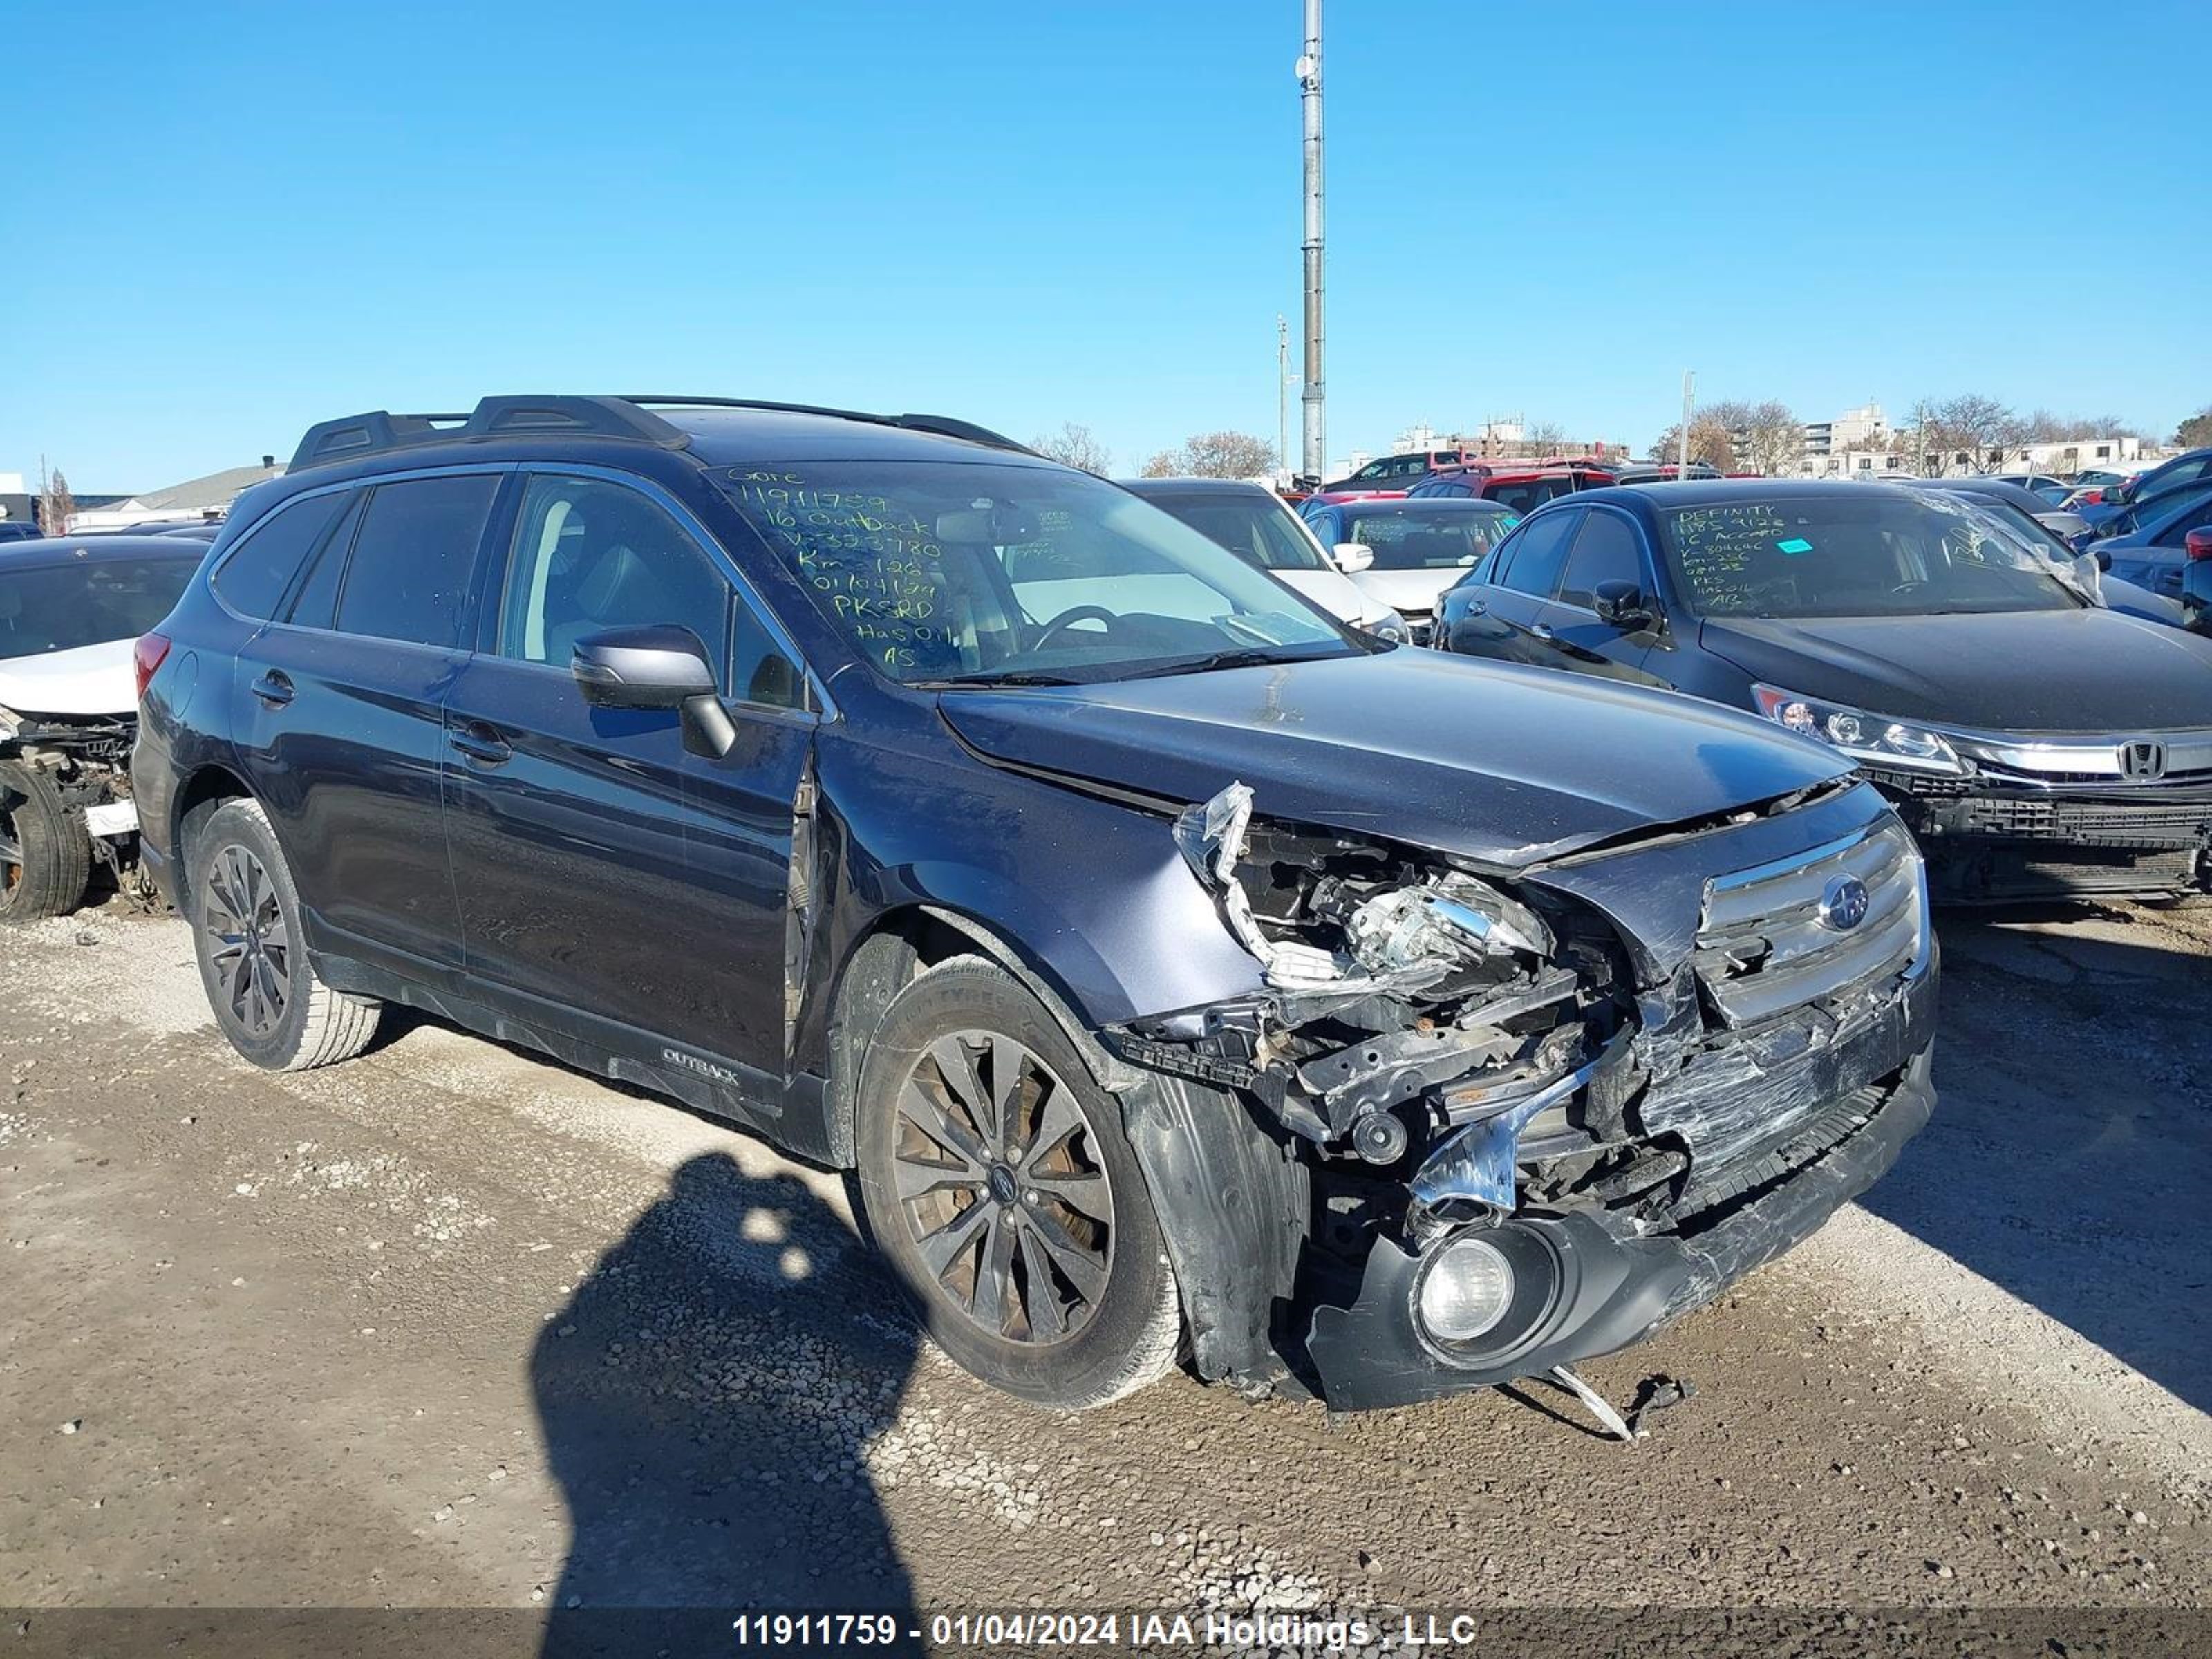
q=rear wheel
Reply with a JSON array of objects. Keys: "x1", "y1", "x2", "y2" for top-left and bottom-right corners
[
  {"x1": 187, "y1": 799, "x2": 382, "y2": 1070},
  {"x1": 0, "y1": 760, "x2": 91, "y2": 925},
  {"x1": 854, "y1": 957, "x2": 1181, "y2": 1409}
]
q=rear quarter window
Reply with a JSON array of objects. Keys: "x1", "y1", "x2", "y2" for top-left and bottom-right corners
[{"x1": 210, "y1": 491, "x2": 350, "y2": 620}]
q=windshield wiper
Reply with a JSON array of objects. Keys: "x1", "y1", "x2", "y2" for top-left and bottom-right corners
[
  {"x1": 1117, "y1": 646, "x2": 1325, "y2": 681},
  {"x1": 917, "y1": 670, "x2": 1085, "y2": 689}
]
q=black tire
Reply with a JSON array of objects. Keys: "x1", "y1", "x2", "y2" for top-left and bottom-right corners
[
  {"x1": 187, "y1": 798, "x2": 382, "y2": 1071},
  {"x1": 854, "y1": 956, "x2": 1181, "y2": 1409},
  {"x1": 0, "y1": 760, "x2": 91, "y2": 925}
]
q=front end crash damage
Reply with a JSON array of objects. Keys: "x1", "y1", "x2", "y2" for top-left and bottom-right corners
[
  {"x1": 0, "y1": 700, "x2": 149, "y2": 895},
  {"x1": 1106, "y1": 780, "x2": 1938, "y2": 1411}
]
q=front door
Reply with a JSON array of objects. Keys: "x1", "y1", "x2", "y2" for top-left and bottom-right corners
[
  {"x1": 440, "y1": 470, "x2": 814, "y2": 1094},
  {"x1": 1443, "y1": 509, "x2": 1579, "y2": 664},
  {"x1": 1535, "y1": 505, "x2": 1670, "y2": 687}
]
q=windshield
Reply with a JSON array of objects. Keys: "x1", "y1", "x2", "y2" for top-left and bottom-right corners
[
  {"x1": 718, "y1": 462, "x2": 1355, "y2": 685},
  {"x1": 1143, "y1": 491, "x2": 1330, "y2": 573},
  {"x1": 1342, "y1": 507, "x2": 1516, "y2": 571},
  {"x1": 1657, "y1": 494, "x2": 2085, "y2": 619},
  {"x1": 0, "y1": 555, "x2": 196, "y2": 659}
]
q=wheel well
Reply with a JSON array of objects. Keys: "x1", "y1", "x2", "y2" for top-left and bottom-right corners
[
  {"x1": 170, "y1": 765, "x2": 254, "y2": 913},
  {"x1": 821, "y1": 906, "x2": 1103, "y2": 1169}
]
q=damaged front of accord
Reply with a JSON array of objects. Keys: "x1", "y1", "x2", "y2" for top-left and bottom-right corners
[{"x1": 1101, "y1": 758, "x2": 1936, "y2": 1412}]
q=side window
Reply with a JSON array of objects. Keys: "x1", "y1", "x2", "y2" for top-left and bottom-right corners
[
  {"x1": 498, "y1": 474, "x2": 774, "y2": 701},
  {"x1": 1495, "y1": 512, "x2": 1578, "y2": 599},
  {"x1": 210, "y1": 492, "x2": 350, "y2": 620},
  {"x1": 1555, "y1": 512, "x2": 1649, "y2": 610},
  {"x1": 283, "y1": 492, "x2": 367, "y2": 630},
  {"x1": 332, "y1": 474, "x2": 499, "y2": 648},
  {"x1": 729, "y1": 602, "x2": 804, "y2": 710}
]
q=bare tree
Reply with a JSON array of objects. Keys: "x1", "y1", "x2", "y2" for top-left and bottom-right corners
[
  {"x1": 1736, "y1": 400, "x2": 1804, "y2": 476},
  {"x1": 1143, "y1": 431, "x2": 1277, "y2": 480},
  {"x1": 1648, "y1": 415, "x2": 1739, "y2": 472},
  {"x1": 1030, "y1": 422, "x2": 1113, "y2": 475},
  {"x1": 1929, "y1": 394, "x2": 2018, "y2": 470},
  {"x1": 38, "y1": 467, "x2": 76, "y2": 535},
  {"x1": 1521, "y1": 420, "x2": 1569, "y2": 452}
]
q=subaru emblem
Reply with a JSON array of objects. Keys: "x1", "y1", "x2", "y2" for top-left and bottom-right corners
[{"x1": 1818, "y1": 874, "x2": 1871, "y2": 932}]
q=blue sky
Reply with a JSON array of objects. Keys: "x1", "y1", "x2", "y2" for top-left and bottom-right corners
[{"x1": 6, "y1": 1, "x2": 2204, "y2": 491}]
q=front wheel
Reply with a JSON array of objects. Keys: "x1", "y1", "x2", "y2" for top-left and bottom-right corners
[
  {"x1": 0, "y1": 760, "x2": 92, "y2": 924},
  {"x1": 854, "y1": 957, "x2": 1181, "y2": 1409},
  {"x1": 187, "y1": 798, "x2": 382, "y2": 1071}
]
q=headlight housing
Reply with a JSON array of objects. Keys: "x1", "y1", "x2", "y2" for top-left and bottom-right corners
[
  {"x1": 1751, "y1": 684, "x2": 1970, "y2": 776},
  {"x1": 1362, "y1": 612, "x2": 1409, "y2": 644}
]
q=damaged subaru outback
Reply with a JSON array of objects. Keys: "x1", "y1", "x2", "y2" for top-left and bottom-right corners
[{"x1": 134, "y1": 396, "x2": 1937, "y2": 1413}]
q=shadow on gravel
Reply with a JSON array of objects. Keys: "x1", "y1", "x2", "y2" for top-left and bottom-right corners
[
  {"x1": 1859, "y1": 910, "x2": 2212, "y2": 1412},
  {"x1": 533, "y1": 1153, "x2": 920, "y2": 1657}
]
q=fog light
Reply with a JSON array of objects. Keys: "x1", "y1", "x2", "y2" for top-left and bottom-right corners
[{"x1": 1414, "y1": 1235, "x2": 1516, "y2": 1343}]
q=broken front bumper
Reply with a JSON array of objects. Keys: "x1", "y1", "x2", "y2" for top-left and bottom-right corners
[
  {"x1": 1306, "y1": 1003, "x2": 1936, "y2": 1412},
  {"x1": 1867, "y1": 767, "x2": 2212, "y2": 900}
]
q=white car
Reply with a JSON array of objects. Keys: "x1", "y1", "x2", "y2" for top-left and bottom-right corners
[
  {"x1": 1, "y1": 536, "x2": 202, "y2": 921},
  {"x1": 1296, "y1": 498, "x2": 1523, "y2": 644},
  {"x1": 1121, "y1": 478, "x2": 1412, "y2": 641}
]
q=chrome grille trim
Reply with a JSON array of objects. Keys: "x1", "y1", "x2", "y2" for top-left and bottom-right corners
[{"x1": 1694, "y1": 821, "x2": 1928, "y2": 1030}]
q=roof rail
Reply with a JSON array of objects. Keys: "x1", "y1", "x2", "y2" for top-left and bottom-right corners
[
  {"x1": 288, "y1": 395, "x2": 692, "y2": 472},
  {"x1": 621, "y1": 395, "x2": 1034, "y2": 456}
]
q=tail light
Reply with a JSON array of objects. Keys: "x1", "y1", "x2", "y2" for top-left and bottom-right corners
[
  {"x1": 2185, "y1": 529, "x2": 2212, "y2": 562},
  {"x1": 133, "y1": 632, "x2": 172, "y2": 702}
]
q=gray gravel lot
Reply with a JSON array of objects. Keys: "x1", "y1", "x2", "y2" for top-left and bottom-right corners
[{"x1": 1, "y1": 900, "x2": 2206, "y2": 1626}]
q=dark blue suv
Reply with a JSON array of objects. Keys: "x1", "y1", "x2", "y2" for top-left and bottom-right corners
[{"x1": 133, "y1": 396, "x2": 1938, "y2": 1412}]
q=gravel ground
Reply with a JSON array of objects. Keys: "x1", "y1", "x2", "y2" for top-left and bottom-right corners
[{"x1": 1, "y1": 899, "x2": 2206, "y2": 1631}]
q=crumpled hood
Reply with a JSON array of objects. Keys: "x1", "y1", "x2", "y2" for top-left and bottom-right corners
[
  {"x1": 1699, "y1": 608, "x2": 2212, "y2": 731},
  {"x1": 937, "y1": 648, "x2": 1850, "y2": 869},
  {"x1": 0, "y1": 639, "x2": 138, "y2": 720}
]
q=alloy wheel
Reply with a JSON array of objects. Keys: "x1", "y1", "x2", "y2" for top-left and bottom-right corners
[
  {"x1": 892, "y1": 1031, "x2": 1115, "y2": 1345},
  {"x1": 203, "y1": 843, "x2": 292, "y2": 1038}
]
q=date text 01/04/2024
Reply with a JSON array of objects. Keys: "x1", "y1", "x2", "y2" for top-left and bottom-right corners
[{"x1": 729, "y1": 1612, "x2": 1436, "y2": 1649}]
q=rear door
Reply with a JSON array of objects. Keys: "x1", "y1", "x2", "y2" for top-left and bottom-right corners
[
  {"x1": 1536, "y1": 505, "x2": 1670, "y2": 686},
  {"x1": 440, "y1": 469, "x2": 816, "y2": 1097},
  {"x1": 231, "y1": 469, "x2": 503, "y2": 975}
]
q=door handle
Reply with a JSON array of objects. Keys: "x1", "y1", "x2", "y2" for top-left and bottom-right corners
[
  {"x1": 1530, "y1": 623, "x2": 1557, "y2": 642},
  {"x1": 250, "y1": 671, "x2": 294, "y2": 707},
  {"x1": 449, "y1": 724, "x2": 513, "y2": 766}
]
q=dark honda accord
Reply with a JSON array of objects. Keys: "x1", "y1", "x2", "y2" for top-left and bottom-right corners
[
  {"x1": 134, "y1": 397, "x2": 1936, "y2": 1414},
  {"x1": 1437, "y1": 480, "x2": 2212, "y2": 904}
]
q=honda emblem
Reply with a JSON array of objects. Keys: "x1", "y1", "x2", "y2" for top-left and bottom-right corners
[{"x1": 2119, "y1": 740, "x2": 2167, "y2": 782}]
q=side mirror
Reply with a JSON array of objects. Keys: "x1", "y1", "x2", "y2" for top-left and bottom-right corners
[
  {"x1": 1333, "y1": 541, "x2": 1375, "y2": 574},
  {"x1": 571, "y1": 624, "x2": 737, "y2": 759},
  {"x1": 1591, "y1": 579, "x2": 1657, "y2": 631}
]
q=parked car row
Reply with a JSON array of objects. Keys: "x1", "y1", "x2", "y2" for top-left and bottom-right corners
[{"x1": 1, "y1": 395, "x2": 2197, "y2": 1426}]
